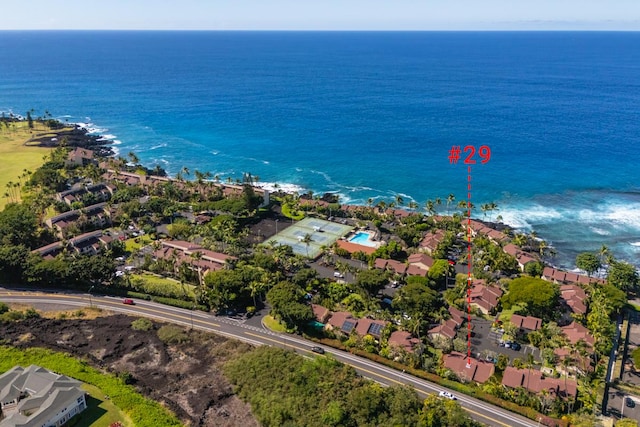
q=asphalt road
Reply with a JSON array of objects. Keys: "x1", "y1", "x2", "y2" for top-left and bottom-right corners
[{"x1": 0, "y1": 289, "x2": 539, "y2": 427}]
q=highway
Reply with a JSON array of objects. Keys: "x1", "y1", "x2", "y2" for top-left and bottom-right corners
[{"x1": 0, "y1": 289, "x2": 539, "y2": 427}]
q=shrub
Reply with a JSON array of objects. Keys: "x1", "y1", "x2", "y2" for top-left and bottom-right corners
[
  {"x1": 1, "y1": 311, "x2": 24, "y2": 322},
  {"x1": 24, "y1": 308, "x2": 40, "y2": 319},
  {"x1": 0, "y1": 302, "x2": 9, "y2": 314},
  {"x1": 632, "y1": 347, "x2": 640, "y2": 367},
  {"x1": 131, "y1": 318, "x2": 154, "y2": 331},
  {"x1": 157, "y1": 325, "x2": 189, "y2": 344}
]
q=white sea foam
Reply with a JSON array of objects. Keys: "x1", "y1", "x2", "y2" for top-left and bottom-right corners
[
  {"x1": 99, "y1": 134, "x2": 117, "y2": 140},
  {"x1": 630, "y1": 242, "x2": 640, "y2": 247},
  {"x1": 254, "y1": 181, "x2": 306, "y2": 194},
  {"x1": 150, "y1": 143, "x2": 167, "y2": 150},
  {"x1": 590, "y1": 227, "x2": 611, "y2": 236}
]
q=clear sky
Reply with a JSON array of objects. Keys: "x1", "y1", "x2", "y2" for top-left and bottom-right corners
[{"x1": 1, "y1": 0, "x2": 639, "y2": 31}]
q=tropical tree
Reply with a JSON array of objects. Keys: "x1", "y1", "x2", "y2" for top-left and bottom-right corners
[
  {"x1": 127, "y1": 151, "x2": 139, "y2": 165},
  {"x1": 302, "y1": 233, "x2": 313, "y2": 258},
  {"x1": 607, "y1": 260, "x2": 639, "y2": 293},
  {"x1": 575, "y1": 252, "x2": 600, "y2": 277},
  {"x1": 446, "y1": 194, "x2": 455, "y2": 215}
]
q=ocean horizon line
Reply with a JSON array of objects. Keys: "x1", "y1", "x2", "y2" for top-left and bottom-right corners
[{"x1": 1, "y1": 29, "x2": 639, "y2": 33}]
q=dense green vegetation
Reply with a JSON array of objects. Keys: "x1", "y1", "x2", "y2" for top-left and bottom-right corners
[
  {"x1": 501, "y1": 276, "x2": 559, "y2": 319},
  {"x1": 224, "y1": 346, "x2": 480, "y2": 427},
  {"x1": 0, "y1": 346, "x2": 182, "y2": 427}
]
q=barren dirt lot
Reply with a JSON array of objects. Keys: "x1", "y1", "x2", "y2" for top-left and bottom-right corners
[{"x1": 1, "y1": 314, "x2": 259, "y2": 427}]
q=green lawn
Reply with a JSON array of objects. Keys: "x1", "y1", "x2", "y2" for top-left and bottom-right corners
[
  {"x1": 0, "y1": 122, "x2": 53, "y2": 210},
  {"x1": 263, "y1": 315, "x2": 287, "y2": 332},
  {"x1": 124, "y1": 235, "x2": 154, "y2": 253},
  {"x1": 129, "y1": 272, "x2": 196, "y2": 300},
  {"x1": 498, "y1": 303, "x2": 527, "y2": 322},
  {"x1": 79, "y1": 383, "x2": 133, "y2": 427},
  {"x1": 281, "y1": 202, "x2": 305, "y2": 220},
  {"x1": 0, "y1": 346, "x2": 182, "y2": 427}
]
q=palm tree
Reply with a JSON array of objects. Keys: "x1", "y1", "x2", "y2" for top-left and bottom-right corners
[
  {"x1": 127, "y1": 151, "x2": 139, "y2": 165},
  {"x1": 525, "y1": 353, "x2": 535, "y2": 390},
  {"x1": 366, "y1": 198, "x2": 373, "y2": 208},
  {"x1": 424, "y1": 199, "x2": 435, "y2": 216},
  {"x1": 481, "y1": 203, "x2": 489, "y2": 220},
  {"x1": 435, "y1": 197, "x2": 442, "y2": 212},
  {"x1": 446, "y1": 194, "x2": 455, "y2": 215},
  {"x1": 302, "y1": 233, "x2": 313, "y2": 258},
  {"x1": 395, "y1": 195, "x2": 404, "y2": 207},
  {"x1": 408, "y1": 200, "x2": 418, "y2": 211}
]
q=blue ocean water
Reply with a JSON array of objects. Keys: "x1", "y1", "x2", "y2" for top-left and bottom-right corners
[{"x1": 1, "y1": 31, "x2": 639, "y2": 269}]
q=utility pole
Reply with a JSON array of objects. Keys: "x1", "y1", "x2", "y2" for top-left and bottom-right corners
[{"x1": 88, "y1": 285, "x2": 95, "y2": 308}]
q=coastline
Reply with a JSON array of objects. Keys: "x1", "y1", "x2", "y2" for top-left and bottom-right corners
[{"x1": 4, "y1": 114, "x2": 640, "y2": 271}]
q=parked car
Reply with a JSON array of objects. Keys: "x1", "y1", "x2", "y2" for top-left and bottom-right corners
[
  {"x1": 510, "y1": 342, "x2": 522, "y2": 351},
  {"x1": 439, "y1": 391, "x2": 456, "y2": 400},
  {"x1": 626, "y1": 397, "x2": 635, "y2": 408},
  {"x1": 333, "y1": 272, "x2": 344, "y2": 278},
  {"x1": 310, "y1": 346, "x2": 325, "y2": 354},
  {"x1": 122, "y1": 298, "x2": 135, "y2": 305}
]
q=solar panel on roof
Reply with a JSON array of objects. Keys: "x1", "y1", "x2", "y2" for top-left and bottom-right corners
[
  {"x1": 342, "y1": 320, "x2": 356, "y2": 333},
  {"x1": 368, "y1": 323, "x2": 384, "y2": 336}
]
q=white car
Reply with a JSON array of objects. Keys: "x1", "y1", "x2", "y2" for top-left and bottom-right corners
[{"x1": 439, "y1": 391, "x2": 457, "y2": 400}]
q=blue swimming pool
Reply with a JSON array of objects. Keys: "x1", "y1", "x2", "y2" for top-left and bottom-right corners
[{"x1": 348, "y1": 231, "x2": 377, "y2": 247}]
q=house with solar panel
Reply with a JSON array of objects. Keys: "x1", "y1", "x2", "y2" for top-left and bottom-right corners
[{"x1": 326, "y1": 312, "x2": 388, "y2": 339}]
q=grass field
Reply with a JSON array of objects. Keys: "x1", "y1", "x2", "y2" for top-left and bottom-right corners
[
  {"x1": 0, "y1": 121, "x2": 55, "y2": 210},
  {"x1": 124, "y1": 235, "x2": 154, "y2": 253},
  {"x1": 263, "y1": 315, "x2": 287, "y2": 332},
  {"x1": 0, "y1": 346, "x2": 181, "y2": 427},
  {"x1": 129, "y1": 272, "x2": 197, "y2": 300},
  {"x1": 81, "y1": 383, "x2": 134, "y2": 427}
]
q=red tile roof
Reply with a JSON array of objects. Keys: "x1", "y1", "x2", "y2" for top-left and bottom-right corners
[
  {"x1": 443, "y1": 352, "x2": 495, "y2": 383},
  {"x1": 469, "y1": 284, "x2": 503, "y2": 313},
  {"x1": 311, "y1": 304, "x2": 330, "y2": 323},
  {"x1": 561, "y1": 322, "x2": 595, "y2": 346},
  {"x1": 502, "y1": 367, "x2": 577, "y2": 398},
  {"x1": 419, "y1": 229, "x2": 446, "y2": 252},
  {"x1": 406, "y1": 265, "x2": 428, "y2": 277},
  {"x1": 354, "y1": 318, "x2": 388, "y2": 338},
  {"x1": 336, "y1": 239, "x2": 377, "y2": 256},
  {"x1": 327, "y1": 311, "x2": 354, "y2": 329},
  {"x1": 388, "y1": 331, "x2": 421, "y2": 353},
  {"x1": 385, "y1": 259, "x2": 407, "y2": 275},
  {"x1": 510, "y1": 314, "x2": 542, "y2": 331}
]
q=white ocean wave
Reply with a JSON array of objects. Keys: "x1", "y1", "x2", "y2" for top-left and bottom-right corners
[
  {"x1": 254, "y1": 181, "x2": 306, "y2": 194},
  {"x1": 630, "y1": 242, "x2": 640, "y2": 247},
  {"x1": 590, "y1": 227, "x2": 611, "y2": 236}
]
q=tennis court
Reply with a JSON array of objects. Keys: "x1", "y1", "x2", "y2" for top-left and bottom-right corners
[{"x1": 272, "y1": 217, "x2": 353, "y2": 258}]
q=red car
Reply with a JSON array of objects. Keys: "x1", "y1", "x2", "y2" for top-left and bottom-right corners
[{"x1": 122, "y1": 298, "x2": 135, "y2": 305}]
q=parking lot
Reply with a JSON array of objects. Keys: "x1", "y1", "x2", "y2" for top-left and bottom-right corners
[
  {"x1": 471, "y1": 317, "x2": 540, "y2": 363},
  {"x1": 607, "y1": 388, "x2": 640, "y2": 421}
]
